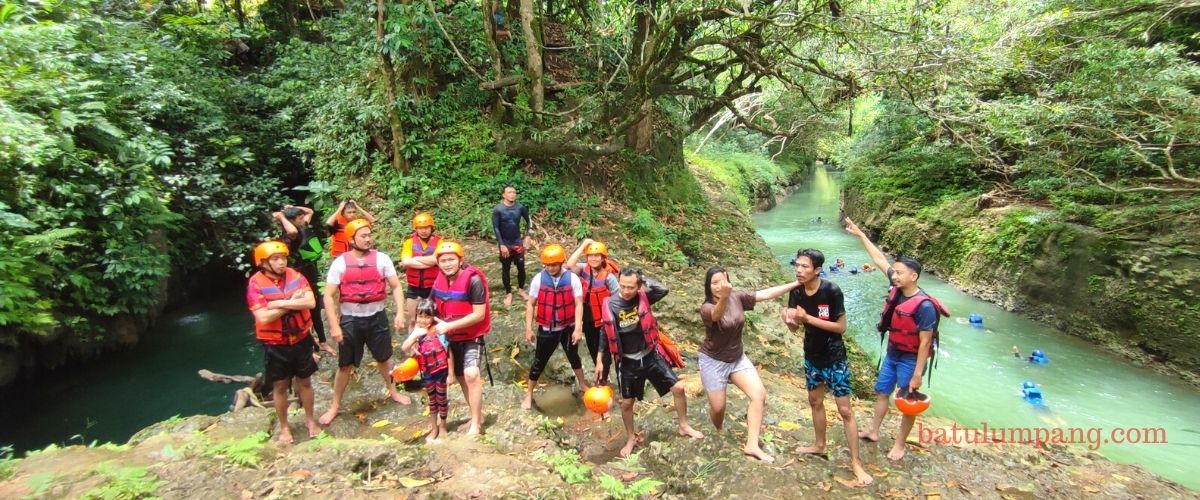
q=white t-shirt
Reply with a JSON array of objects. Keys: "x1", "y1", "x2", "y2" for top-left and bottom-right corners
[
  {"x1": 529, "y1": 270, "x2": 583, "y2": 330},
  {"x1": 326, "y1": 250, "x2": 398, "y2": 317}
]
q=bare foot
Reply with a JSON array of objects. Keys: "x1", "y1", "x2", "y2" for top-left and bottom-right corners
[
  {"x1": 887, "y1": 444, "x2": 906, "y2": 461},
  {"x1": 321, "y1": 343, "x2": 338, "y2": 355},
  {"x1": 619, "y1": 437, "x2": 639, "y2": 458},
  {"x1": 390, "y1": 391, "x2": 412, "y2": 405},
  {"x1": 277, "y1": 425, "x2": 294, "y2": 444},
  {"x1": 464, "y1": 423, "x2": 481, "y2": 436},
  {"x1": 522, "y1": 394, "x2": 533, "y2": 410},
  {"x1": 678, "y1": 425, "x2": 705, "y2": 439},
  {"x1": 852, "y1": 462, "x2": 874, "y2": 486},
  {"x1": 503, "y1": 293, "x2": 513, "y2": 307},
  {"x1": 318, "y1": 407, "x2": 339, "y2": 426},
  {"x1": 795, "y1": 444, "x2": 827, "y2": 457},
  {"x1": 743, "y1": 446, "x2": 775, "y2": 463},
  {"x1": 425, "y1": 428, "x2": 440, "y2": 444},
  {"x1": 518, "y1": 290, "x2": 530, "y2": 301},
  {"x1": 858, "y1": 429, "x2": 879, "y2": 442},
  {"x1": 306, "y1": 420, "x2": 321, "y2": 438}
]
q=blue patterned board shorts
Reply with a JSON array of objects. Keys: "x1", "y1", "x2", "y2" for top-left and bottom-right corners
[{"x1": 804, "y1": 359, "x2": 853, "y2": 397}]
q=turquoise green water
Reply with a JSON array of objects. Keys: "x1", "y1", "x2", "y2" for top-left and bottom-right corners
[
  {"x1": 753, "y1": 166, "x2": 1200, "y2": 490},
  {"x1": 0, "y1": 294, "x2": 260, "y2": 453}
]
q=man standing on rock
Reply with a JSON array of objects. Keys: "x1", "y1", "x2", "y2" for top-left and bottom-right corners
[
  {"x1": 782, "y1": 248, "x2": 872, "y2": 485},
  {"x1": 246, "y1": 241, "x2": 320, "y2": 443},
  {"x1": 523, "y1": 244, "x2": 589, "y2": 410},
  {"x1": 845, "y1": 217, "x2": 950, "y2": 461},
  {"x1": 493, "y1": 185, "x2": 533, "y2": 307},
  {"x1": 565, "y1": 238, "x2": 620, "y2": 385},
  {"x1": 319, "y1": 220, "x2": 411, "y2": 426},
  {"x1": 431, "y1": 241, "x2": 492, "y2": 435},
  {"x1": 602, "y1": 268, "x2": 704, "y2": 457},
  {"x1": 398, "y1": 212, "x2": 441, "y2": 329},
  {"x1": 275, "y1": 205, "x2": 334, "y2": 355}
]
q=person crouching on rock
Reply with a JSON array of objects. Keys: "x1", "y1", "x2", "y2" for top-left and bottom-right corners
[
  {"x1": 699, "y1": 266, "x2": 800, "y2": 463},
  {"x1": 401, "y1": 299, "x2": 453, "y2": 443},
  {"x1": 246, "y1": 241, "x2": 320, "y2": 443},
  {"x1": 602, "y1": 269, "x2": 704, "y2": 457},
  {"x1": 523, "y1": 244, "x2": 590, "y2": 410},
  {"x1": 320, "y1": 220, "x2": 412, "y2": 426}
]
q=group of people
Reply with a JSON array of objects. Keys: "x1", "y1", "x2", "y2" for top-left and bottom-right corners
[{"x1": 248, "y1": 189, "x2": 950, "y2": 485}]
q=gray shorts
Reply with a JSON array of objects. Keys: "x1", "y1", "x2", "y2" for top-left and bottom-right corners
[
  {"x1": 698, "y1": 352, "x2": 756, "y2": 392},
  {"x1": 449, "y1": 337, "x2": 485, "y2": 377}
]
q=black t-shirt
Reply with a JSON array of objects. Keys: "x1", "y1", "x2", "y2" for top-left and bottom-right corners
[
  {"x1": 467, "y1": 275, "x2": 487, "y2": 304},
  {"x1": 607, "y1": 278, "x2": 668, "y2": 356},
  {"x1": 492, "y1": 202, "x2": 530, "y2": 247},
  {"x1": 787, "y1": 279, "x2": 847, "y2": 368}
]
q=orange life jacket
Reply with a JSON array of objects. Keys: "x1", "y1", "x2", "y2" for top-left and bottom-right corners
[
  {"x1": 250, "y1": 268, "x2": 313, "y2": 345},
  {"x1": 535, "y1": 269, "x2": 576, "y2": 330},
  {"x1": 338, "y1": 250, "x2": 387, "y2": 304},
  {"x1": 580, "y1": 260, "x2": 619, "y2": 327},
  {"x1": 432, "y1": 264, "x2": 491, "y2": 342},
  {"x1": 329, "y1": 214, "x2": 350, "y2": 257},
  {"x1": 405, "y1": 233, "x2": 442, "y2": 288}
]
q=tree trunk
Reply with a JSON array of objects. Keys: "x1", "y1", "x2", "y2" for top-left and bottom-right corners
[
  {"x1": 519, "y1": 0, "x2": 544, "y2": 123},
  {"x1": 481, "y1": 0, "x2": 507, "y2": 126},
  {"x1": 231, "y1": 0, "x2": 246, "y2": 28},
  {"x1": 376, "y1": 0, "x2": 410, "y2": 172},
  {"x1": 626, "y1": 0, "x2": 655, "y2": 152}
]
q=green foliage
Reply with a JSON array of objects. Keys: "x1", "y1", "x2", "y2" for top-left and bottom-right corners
[
  {"x1": 595, "y1": 473, "x2": 663, "y2": 500},
  {"x1": 687, "y1": 150, "x2": 795, "y2": 213},
  {"x1": 624, "y1": 208, "x2": 687, "y2": 265},
  {"x1": 202, "y1": 431, "x2": 270, "y2": 468},
  {"x1": 0, "y1": 0, "x2": 289, "y2": 352},
  {"x1": 535, "y1": 449, "x2": 592, "y2": 485},
  {"x1": 0, "y1": 444, "x2": 16, "y2": 480},
  {"x1": 82, "y1": 461, "x2": 164, "y2": 500}
]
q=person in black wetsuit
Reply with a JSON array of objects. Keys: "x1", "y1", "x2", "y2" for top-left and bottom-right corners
[
  {"x1": 275, "y1": 206, "x2": 333, "y2": 355},
  {"x1": 492, "y1": 185, "x2": 533, "y2": 307}
]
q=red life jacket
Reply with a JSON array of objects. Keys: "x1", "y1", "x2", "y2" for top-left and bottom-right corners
[
  {"x1": 600, "y1": 290, "x2": 685, "y2": 368},
  {"x1": 415, "y1": 333, "x2": 449, "y2": 375},
  {"x1": 432, "y1": 264, "x2": 491, "y2": 342},
  {"x1": 250, "y1": 268, "x2": 313, "y2": 345},
  {"x1": 880, "y1": 288, "x2": 951, "y2": 354},
  {"x1": 535, "y1": 269, "x2": 576, "y2": 330},
  {"x1": 579, "y1": 261, "x2": 619, "y2": 327},
  {"x1": 329, "y1": 214, "x2": 350, "y2": 257},
  {"x1": 404, "y1": 233, "x2": 442, "y2": 288},
  {"x1": 338, "y1": 250, "x2": 387, "y2": 304}
]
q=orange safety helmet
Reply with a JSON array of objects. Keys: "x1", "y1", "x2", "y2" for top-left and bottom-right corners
[
  {"x1": 435, "y1": 241, "x2": 464, "y2": 259},
  {"x1": 253, "y1": 241, "x2": 290, "y2": 266},
  {"x1": 585, "y1": 241, "x2": 608, "y2": 257},
  {"x1": 343, "y1": 218, "x2": 371, "y2": 242},
  {"x1": 540, "y1": 244, "x2": 566, "y2": 264},
  {"x1": 894, "y1": 391, "x2": 932, "y2": 416},
  {"x1": 412, "y1": 212, "x2": 435, "y2": 229}
]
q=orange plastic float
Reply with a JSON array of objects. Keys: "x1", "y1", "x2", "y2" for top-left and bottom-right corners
[
  {"x1": 392, "y1": 358, "x2": 420, "y2": 382},
  {"x1": 583, "y1": 386, "x2": 613, "y2": 414}
]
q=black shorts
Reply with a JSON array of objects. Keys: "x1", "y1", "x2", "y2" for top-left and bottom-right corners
[
  {"x1": 448, "y1": 337, "x2": 486, "y2": 377},
  {"x1": 263, "y1": 337, "x2": 319, "y2": 383},
  {"x1": 405, "y1": 285, "x2": 433, "y2": 300},
  {"x1": 338, "y1": 311, "x2": 394, "y2": 367},
  {"x1": 618, "y1": 350, "x2": 679, "y2": 401}
]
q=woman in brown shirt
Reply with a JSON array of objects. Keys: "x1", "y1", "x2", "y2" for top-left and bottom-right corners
[{"x1": 699, "y1": 266, "x2": 801, "y2": 462}]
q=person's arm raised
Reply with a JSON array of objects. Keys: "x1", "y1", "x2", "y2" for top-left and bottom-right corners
[
  {"x1": 754, "y1": 279, "x2": 802, "y2": 303},
  {"x1": 845, "y1": 217, "x2": 892, "y2": 280}
]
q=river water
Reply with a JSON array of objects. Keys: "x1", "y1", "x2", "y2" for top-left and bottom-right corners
[
  {"x1": 0, "y1": 294, "x2": 260, "y2": 453},
  {"x1": 753, "y1": 166, "x2": 1200, "y2": 489}
]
